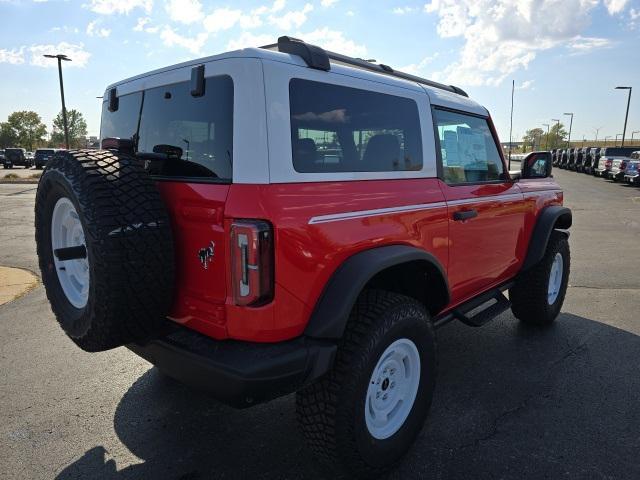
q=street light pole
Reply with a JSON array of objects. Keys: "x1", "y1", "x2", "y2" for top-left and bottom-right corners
[
  {"x1": 594, "y1": 126, "x2": 602, "y2": 143},
  {"x1": 552, "y1": 118, "x2": 560, "y2": 149},
  {"x1": 43, "y1": 53, "x2": 72, "y2": 149},
  {"x1": 564, "y1": 112, "x2": 574, "y2": 149},
  {"x1": 615, "y1": 86, "x2": 632, "y2": 147},
  {"x1": 604, "y1": 136, "x2": 612, "y2": 146},
  {"x1": 542, "y1": 123, "x2": 550, "y2": 150}
]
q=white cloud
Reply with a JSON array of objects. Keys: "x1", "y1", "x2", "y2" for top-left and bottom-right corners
[
  {"x1": 295, "y1": 28, "x2": 366, "y2": 57},
  {"x1": 346, "y1": 10, "x2": 354, "y2": 16},
  {"x1": 271, "y1": 0, "x2": 285, "y2": 12},
  {"x1": 393, "y1": 6, "x2": 414, "y2": 14},
  {"x1": 516, "y1": 79, "x2": 533, "y2": 90},
  {"x1": 86, "y1": 20, "x2": 111, "y2": 37},
  {"x1": 160, "y1": 27, "x2": 207, "y2": 54},
  {"x1": 603, "y1": 0, "x2": 629, "y2": 14},
  {"x1": 401, "y1": 53, "x2": 439, "y2": 74},
  {"x1": 423, "y1": 0, "x2": 611, "y2": 87},
  {"x1": 269, "y1": 3, "x2": 313, "y2": 29},
  {"x1": 133, "y1": 16, "x2": 159, "y2": 33},
  {"x1": 86, "y1": 0, "x2": 152, "y2": 15},
  {"x1": 568, "y1": 36, "x2": 612, "y2": 54},
  {"x1": 0, "y1": 47, "x2": 25, "y2": 65},
  {"x1": 227, "y1": 32, "x2": 275, "y2": 50},
  {"x1": 203, "y1": 8, "x2": 243, "y2": 32},
  {"x1": 29, "y1": 42, "x2": 91, "y2": 67},
  {"x1": 165, "y1": 0, "x2": 202, "y2": 24},
  {"x1": 321, "y1": 0, "x2": 338, "y2": 7}
]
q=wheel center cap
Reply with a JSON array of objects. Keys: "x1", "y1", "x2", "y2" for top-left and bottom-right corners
[{"x1": 381, "y1": 378, "x2": 390, "y2": 391}]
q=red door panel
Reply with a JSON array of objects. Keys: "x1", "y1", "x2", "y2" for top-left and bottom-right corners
[{"x1": 440, "y1": 180, "x2": 525, "y2": 304}]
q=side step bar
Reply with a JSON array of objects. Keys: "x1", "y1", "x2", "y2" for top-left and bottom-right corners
[{"x1": 433, "y1": 282, "x2": 513, "y2": 329}]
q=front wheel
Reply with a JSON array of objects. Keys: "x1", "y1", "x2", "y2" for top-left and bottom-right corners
[
  {"x1": 510, "y1": 231, "x2": 570, "y2": 325},
  {"x1": 296, "y1": 290, "x2": 437, "y2": 478}
]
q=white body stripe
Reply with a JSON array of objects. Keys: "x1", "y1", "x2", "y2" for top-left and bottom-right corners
[{"x1": 308, "y1": 191, "x2": 558, "y2": 225}]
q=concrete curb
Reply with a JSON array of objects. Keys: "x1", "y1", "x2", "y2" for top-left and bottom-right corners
[{"x1": 0, "y1": 266, "x2": 39, "y2": 306}]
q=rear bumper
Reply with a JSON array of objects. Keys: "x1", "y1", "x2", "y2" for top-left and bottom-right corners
[
  {"x1": 128, "y1": 324, "x2": 337, "y2": 408},
  {"x1": 625, "y1": 174, "x2": 639, "y2": 184}
]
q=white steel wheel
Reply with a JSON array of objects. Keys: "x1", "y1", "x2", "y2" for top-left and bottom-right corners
[
  {"x1": 547, "y1": 252, "x2": 564, "y2": 305},
  {"x1": 365, "y1": 338, "x2": 421, "y2": 440},
  {"x1": 51, "y1": 197, "x2": 89, "y2": 309}
]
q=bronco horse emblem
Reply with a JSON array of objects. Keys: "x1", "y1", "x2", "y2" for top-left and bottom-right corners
[{"x1": 198, "y1": 241, "x2": 215, "y2": 269}]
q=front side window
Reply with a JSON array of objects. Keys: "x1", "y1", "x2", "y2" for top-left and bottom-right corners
[
  {"x1": 289, "y1": 79, "x2": 422, "y2": 173},
  {"x1": 433, "y1": 108, "x2": 504, "y2": 184},
  {"x1": 138, "y1": 75, "x2": 233, "y2": 181}
]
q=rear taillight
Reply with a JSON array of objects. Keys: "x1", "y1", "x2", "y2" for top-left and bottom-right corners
[
  {"x1": 230, "y1": 220, "x2": 274, "y2": 306},
  {"x1": 605, "y1": 158, "x2": 612, "y2": 167}
]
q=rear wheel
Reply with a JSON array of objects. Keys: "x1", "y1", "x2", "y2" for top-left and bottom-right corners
[
  {"x1": 296, "y1": 290, "x2": 437, "y2": 478},
  {"x1": 510, "y1": 231, "x2": 570, "y2": 325},
  {"x1": 35, "y1": 149, "x2": 175, "y2": 351}
]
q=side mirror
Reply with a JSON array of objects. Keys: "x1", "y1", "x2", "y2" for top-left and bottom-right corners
[{"x1": 521, "y1": 151, "x2": 552, "y2": 179}]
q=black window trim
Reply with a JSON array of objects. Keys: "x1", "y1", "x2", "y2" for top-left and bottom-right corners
[{"x1": 431, "y1": 105, "x2": 509, "y2": 186}]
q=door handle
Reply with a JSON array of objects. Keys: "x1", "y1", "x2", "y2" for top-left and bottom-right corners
[{"x1": 453, "y1": 209, "x2": 478, "y2": 221}]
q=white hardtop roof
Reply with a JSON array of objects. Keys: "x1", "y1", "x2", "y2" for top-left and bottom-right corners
[{"x1": 104, "y1": 47, "x2": 487, "y2": 116}]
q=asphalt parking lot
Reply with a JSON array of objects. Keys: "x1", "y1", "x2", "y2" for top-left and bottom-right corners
[{"x1": 1, "y1": 169, "x2": 639, "y2": 480}]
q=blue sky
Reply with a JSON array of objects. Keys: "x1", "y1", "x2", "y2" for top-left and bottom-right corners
[{"x1": 1, "y1": 0, "x2": 639, "y2": 144}]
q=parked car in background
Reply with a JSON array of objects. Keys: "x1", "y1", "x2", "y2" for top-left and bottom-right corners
[
  {"x1": 623, "y1": 152, "x2": 640, "y2": 185},
  {"x1": 573, "y1": 147, "x2": 586, "y2": 172},
  {"x1": 596, "y1": 147, "x2": 640, "y2": 178},
  {"x1": 566, "y1": 148, "x2": 577, "y2": 170},
  {"x1": 26, "y1": 151, "x2": 35, "y2": 163},
  {"x1": 0, "y1": 149, "x2": 4, "y2": 163},
  {"x1": 34, "y1": 149, "x2": 57, "y2": 169},
  {"x1": 558, "y1": 149, "x2": 569, "y2": 168},
  {"x1": 550, "y1": 148, "x2": 558, "y2": 165},
  {"x1": 583, "y1": 147, "x2": 597, "y2": 174},
  {"x1": 3, "y1": 148, "x2": 32, "y2": 168}
]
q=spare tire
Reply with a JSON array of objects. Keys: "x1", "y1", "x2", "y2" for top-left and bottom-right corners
[{"x1": 35, "y1": 149, "x2": 175, "y2": 352}]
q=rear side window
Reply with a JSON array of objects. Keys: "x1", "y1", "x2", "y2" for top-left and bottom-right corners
[
  {"x1": 100, "y1": 92, "x2": 142, "y2": 142},
  {"x1": 432, "y1": 108, "x2": 504, "y2": 184},
  {"x1": 138, "y1": 75, "x2": 233, "y2": 181},
  {"x1": 289, "y1": 79, "x2": 422, "y2": 173}
]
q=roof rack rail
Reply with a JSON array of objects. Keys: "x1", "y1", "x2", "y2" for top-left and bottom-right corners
[{"x1": 261, "y1": 36, "x2": 468, "y2": 98}]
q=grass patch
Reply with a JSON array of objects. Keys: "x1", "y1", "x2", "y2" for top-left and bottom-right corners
[
  {"x1": 29, "y1": 173, "x2": 42, "y2": 179},
  {"x1": 3, "y1": 173, "x2": 19, "y2": 179}
]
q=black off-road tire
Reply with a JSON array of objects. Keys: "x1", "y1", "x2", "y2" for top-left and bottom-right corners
[
  {"x1": 296, "y1": 290, "x2": 437, "y2": 479},
  {"x1": 510, "y1": 231, "x2": 570, "y2": 325},
  {"x1": 35, "y1": 149, "x2": 175, "y2": 352}
]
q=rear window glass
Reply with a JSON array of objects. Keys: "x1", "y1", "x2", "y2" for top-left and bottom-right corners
[
  {"x1": 138, "y1": 75, "x2": 233, "y2": 181},
  {"x1": 289, "y1": 79, "x2": 422, "y2": 173},
  {"x1": 100, "y1": 92, "x2": 142, "y2": 143},
  {"x1": 602, "y1": 147, "x2": 637, "y2": 156}
]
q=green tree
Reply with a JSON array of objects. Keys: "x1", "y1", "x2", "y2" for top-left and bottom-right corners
[
  {"x1": 2, "y1": 111, "x2": 47, "y2": 150},
  {"x1": 547, "y1": 123, "x2": 568, "y2": 149},
  {"x1": 51, "y1": 109, "x2": 88, "y2": 148},
  {"x1": 0, "y1": 122, "x2": 18, "y2": 148},
  {"x1": 522, "y1": 128, "x2": 544, "y2": 151}
]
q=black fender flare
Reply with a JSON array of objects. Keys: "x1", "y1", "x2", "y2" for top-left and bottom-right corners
[
  {"x1": 522, "y1": 206, "x2": 572, "y2": 271},
  {"x1": 304, "y1": 245, "x2": 450, "y2": 339}
]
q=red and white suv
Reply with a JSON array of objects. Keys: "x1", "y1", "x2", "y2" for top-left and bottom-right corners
[{"x1": 35, "y1": 37, "x2": 572, "y2": 478}]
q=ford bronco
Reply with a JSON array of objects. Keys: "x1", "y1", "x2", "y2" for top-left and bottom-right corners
[{"x1": 35, "y1": 37, "x2": 572, "y2": 478}]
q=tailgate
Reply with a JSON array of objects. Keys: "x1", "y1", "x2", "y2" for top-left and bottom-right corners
[{"x1": 156, "y1": 181, "x2": 230, "y2": 337}]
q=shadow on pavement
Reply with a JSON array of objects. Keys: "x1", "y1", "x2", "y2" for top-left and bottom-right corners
[{"x1": 56, "y1": 313, "x2": 640, "y2": 479}]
